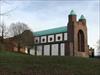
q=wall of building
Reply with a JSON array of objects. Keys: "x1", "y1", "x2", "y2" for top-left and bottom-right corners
[
  {"x1": 34, "y1": 32, "x2": 67, "y2": 44},
  {"x1": 30, "y1": 32, "x2": 67, "y2": 56},
  {"x1": 30, "y1": 43, "x2": 66, "y2": 56}
]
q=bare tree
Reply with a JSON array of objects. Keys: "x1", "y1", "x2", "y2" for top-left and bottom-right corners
[
  {"x1": 9, "y1": 22, "x2": 29, "y2": 37},
  {"x1": 0, "y1": 22, "x2": 8, "y2": 43},
  {"x1": 9, "y1": 22, "x2": 29, "y2": 52},
  {"x1": 0, "y1": 0, "x2": 16, "y2": 42}
]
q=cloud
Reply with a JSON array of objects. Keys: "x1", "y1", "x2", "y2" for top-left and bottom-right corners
[{"x1": 0, "y1": 0, "x2": 99, "y2": 49}]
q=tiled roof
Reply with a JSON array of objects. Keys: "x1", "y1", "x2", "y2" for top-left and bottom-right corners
[{"x1": 34, "y1": 26, "x2": 67, "y2": 36}]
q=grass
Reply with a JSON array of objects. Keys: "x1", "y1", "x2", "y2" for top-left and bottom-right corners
[{"x1": 0, "y1": 50, "x2": 100, "y2": 75}]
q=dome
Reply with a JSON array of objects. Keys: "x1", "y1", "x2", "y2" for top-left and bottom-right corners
[
  {"x1": 80, "y1": 15, "x2": 85, "y2": 19},
  {"x1": 69, "y1": 10, "x2": 76, "y2": 15}
]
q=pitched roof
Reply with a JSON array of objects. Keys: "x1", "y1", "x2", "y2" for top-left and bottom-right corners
[{"x1": 34, "y1": 26, "x2": 67, "y2": 36}]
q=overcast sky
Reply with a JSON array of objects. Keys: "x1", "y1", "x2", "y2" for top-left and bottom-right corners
[{"x1": 0, "y1": 0, "x2": 100, "y2": 51}]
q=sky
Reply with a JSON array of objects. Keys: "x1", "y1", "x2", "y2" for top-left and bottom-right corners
[{"x1": 0, "y1": 0, "x2": 100, "y2": 54}]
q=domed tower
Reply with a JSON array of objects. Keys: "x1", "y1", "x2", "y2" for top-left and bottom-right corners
[{"x1": 67, "y1": 10, "x2": 89, "y2": 57}]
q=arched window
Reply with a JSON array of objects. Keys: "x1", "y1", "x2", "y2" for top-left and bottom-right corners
[{"x1": 78, "y1": 30, "x2": 85, "y2": 52}]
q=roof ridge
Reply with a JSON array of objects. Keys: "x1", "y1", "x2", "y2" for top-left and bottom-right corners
[
  {"x1": 33, "y1": 26, "x2": 67, "y2": 36},
  {"x1": 34, "y1": 26, "x2": 67, "y2": 32}
]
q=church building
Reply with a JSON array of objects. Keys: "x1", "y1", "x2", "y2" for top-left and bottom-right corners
[{"x1": 30, "y1": 10, "x2": 89, "y2": 57}]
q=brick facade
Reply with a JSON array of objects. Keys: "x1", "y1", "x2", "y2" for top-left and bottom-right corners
[{"x1": 67, "y1": 13, "x2": 89, "y2": 57}]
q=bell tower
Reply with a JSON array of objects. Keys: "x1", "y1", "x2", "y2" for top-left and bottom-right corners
[
  {"x1": 67, "y1": 10, "x2": 89, "y2": 57},
  {"x1": 67, "y1": 10, "x2": 77, "y2": 56}
]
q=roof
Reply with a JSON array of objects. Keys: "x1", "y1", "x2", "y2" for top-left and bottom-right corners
[
  {"x1": 69, "y1": 10, "x2": 76, "y2": 15},
  {"x1": 34, "y1": 26, "x2": 67, "y2": 36},
  {"x1": 80, "y1": 15, "x2": 85, "y2": 19}
]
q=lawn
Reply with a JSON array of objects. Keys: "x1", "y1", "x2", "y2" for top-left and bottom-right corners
[{"x1": 0, "y1": 50, "x2": 100, "y2": 75}]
